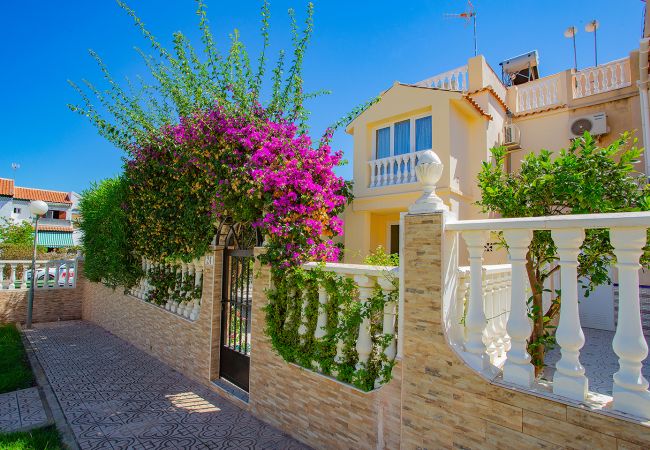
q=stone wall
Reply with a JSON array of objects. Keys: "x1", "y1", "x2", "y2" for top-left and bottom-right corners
[
  {"x1": 81, "y1": 248, "x2": 223, "y2": 384},
  {"x1": 0, "y1": 265, "x2": 85, "y2": 324},
  {"x1": 400, "y1": 212, "x2": 650, "y2": 449},
  {"x1": 249, "y1": 248, "x2": 403, "y2": 450}
]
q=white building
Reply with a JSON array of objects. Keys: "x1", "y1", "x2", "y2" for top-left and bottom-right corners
[{"x1": 0, "y1": 177, "x2": 78, "y2": 249}]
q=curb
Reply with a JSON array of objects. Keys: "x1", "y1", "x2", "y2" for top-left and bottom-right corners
[{"x1": 19, "y1": 324, "x2": 80, "y2": 450}]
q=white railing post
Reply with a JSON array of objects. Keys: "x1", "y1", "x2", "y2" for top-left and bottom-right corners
[
  {"x1": 355, "y1": 274, "x2": 375, "y2": 370},
  {"x1": 378, "y1": 277, "x2": 397, "y2": 360},
  {"x1": 552, "y1": 229, "x2": 588, "y2": 401},
  {"x1": 315, "y1": 285, "x2": 329, "y2": 339},
  {"x1": 20, "y1": 264, "x2": 27, "y2": 289},
  {"x1": 0, "y1": 263, "x2": 4, "y2": 289},
  {"x1": 298, "y1": 289, "x2": 310, "y2": 340},
  {"x1": 502, "y1": 229, "x2": 535, "y2": 387},
  {"x1": 8, "y1": 264, "x2": 17, "y2": 290},
  {"x1": 461, "y1": 231, "x2": 490, "y2": 370},
  {"x1": 483, "y1": 270, "x2": 498, "y2": 363},
  {"x1": 610, "y1": 227, "x2": 650, "y2": 419},
  {"x1": 453, "y1": 269, "x2": 470, "y2": 347}
]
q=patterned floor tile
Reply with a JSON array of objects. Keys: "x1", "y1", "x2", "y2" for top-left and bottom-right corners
[{"x1": 25, "y1": 321, "x2": 309, "y2": 449}]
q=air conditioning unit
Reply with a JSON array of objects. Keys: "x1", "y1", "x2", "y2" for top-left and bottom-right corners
[
  {"x1": 503, "y1": 123, "x2": 521, "y2": 146},
  {"x1": 570, "y1": 112, "x2": 607, "y2": 138}
]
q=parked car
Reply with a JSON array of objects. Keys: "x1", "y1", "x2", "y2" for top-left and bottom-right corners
[{"x1": 25, "y1": 264, "x2": 75, "y2": 286}]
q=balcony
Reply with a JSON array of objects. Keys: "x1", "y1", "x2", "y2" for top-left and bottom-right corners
[
  {"x1": 415, "y1": 65, "x2": 469, "y2": 91},
  {"x1": 38, "y1": 218, "x2": 72, "y2": 229},
  {"x1": 572, "y1": 57, "x2": 632, "y2": 99},
  {"x1": 368, "y1": 150, "x2": 428, "y2": 188}
]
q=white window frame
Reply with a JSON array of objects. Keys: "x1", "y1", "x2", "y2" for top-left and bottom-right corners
[{"x1": 371, "y1": 112, "x2": 433, "y2": 161}]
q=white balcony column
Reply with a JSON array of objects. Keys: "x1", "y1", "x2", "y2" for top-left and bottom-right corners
[
  {"x1": 0, "y1": 263, "x2": 4, "y2": 289},
  {"x1": 552, "y1": 228, "x2": 588, "y2": 401},
  {"x1": 314, "y1": 285, "x2": 329, "y2": 339},
  {"x1": 8, "y1": 264, "x2": 17, "y2": 290},
  {"x1": 610, "y1": 227, "x2": 650, "y2": 419},
  {"x1": 378, "y1": 277, "x2": 398, "y2": 360},
  {"x1": 354, "y1": 274, "x2": 375, "y2": 370},
  {"x1": 64, "y1": 261, "x2": 72, "y2": 288},
  {"x1": 502, "y1": 229, "x2": 535, "y2": 387},
  {"x1": 20, "y1": 264, "x2": 28, "y2": 289},
  {"x1": 461, "y1": 230, "x2": 490, "y2": 370},
  {"x1": 495, "y1": 272, "x2": 509, "y2": 357}
]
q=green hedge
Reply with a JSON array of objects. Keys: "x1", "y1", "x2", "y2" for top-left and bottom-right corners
[{"x1": 78, "y1": 177, "x2": 141, "y2": 288}]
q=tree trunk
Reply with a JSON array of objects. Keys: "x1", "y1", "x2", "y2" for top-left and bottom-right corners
[{"x1": 526, "y1": 256, "x2": 545, "y2": 377}]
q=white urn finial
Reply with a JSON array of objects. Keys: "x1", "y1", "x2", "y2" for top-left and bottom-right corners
[{"x1": 408, "y1": 149, "x2": 447, "y2": 214}]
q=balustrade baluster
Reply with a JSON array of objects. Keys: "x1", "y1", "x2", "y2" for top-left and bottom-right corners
[
  {"x1": 461, "y1": 231, "x2": 489, "y2": 370},
  {"x1": 552, "y1": 229, "x2": 588, "y2": 401},
  {"x1": 493, "y1": 273, "x2": 507, "y2": 358},
  {"x1": 482, "y1": 272, "x2": 497, "y2": 363},
  {"x1": 54, "y1": 263, "x2": 61, "y2": 289},
  {"x1": 454, "y1": 269, "x2": 470, "y2": 347},
  {"x1": 9, "y1": 264, "x2": 17, "y2": 290},
  {"x1": 502, "y1": 229, "x2": 535, "y2": 387},
  {"x1": 610, "y1": 227, "x2": 650, "y2": 419},
  {"x1": 298, "y1": 288, "x2": 309, "y2": 340},
  {"x1": 314, "y1": 285, "x2": 328, "y2": 339},
  {"x1": 20, "y1": 263, "x2": 27, "y2": 289},
  {"x1": 378, "y1": 277, "x2": 397, "y2": 360},
  {"x1": 354, "y1": 275, "x2": 375, "y2": 370},
  {"x1": 0, "y1": 263, "x2": 4, "y2": 289}
]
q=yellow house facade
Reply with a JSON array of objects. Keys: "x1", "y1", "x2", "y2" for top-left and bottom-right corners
[{"x1": 343, "y1": 47, "x2": 648, "y2": 263}]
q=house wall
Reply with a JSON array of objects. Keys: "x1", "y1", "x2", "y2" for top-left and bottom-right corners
[{"x1": 80, "y1": 248, "x2": 222, "y2": 384}]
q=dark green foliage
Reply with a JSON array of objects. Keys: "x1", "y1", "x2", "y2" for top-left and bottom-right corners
[
  {"x1": 0, "y1": 324, "x2": 33, "y2": 394},
  {"x1": 78, "y1": 177, "x2": 142, "y2": 288},
  {"x1": 265, "y1": 267, "x2": 397, "y2": 391},
  {"x1": 477, "y1": 132, "x2": 649, "y2": 372}
]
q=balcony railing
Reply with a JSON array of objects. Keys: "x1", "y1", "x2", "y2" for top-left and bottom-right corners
[
  {"x1": 369, "y1": 150, "x2": 428, "y2": 188},
  {"x1": 0, "y1": 259, "x2": 78, "y2": 290},
  {"x1": 572, "y1": 57, "x2": 631, "y2": 99},
  {"x1": 515, "y1": 73, "x2": 563, "y2": 114},
  {"x1": 39, "y1": 218, "x2": 72, "y2": 228},
  {"x1": 446, "y1": 211, "x2": 650, "y2": 420},
  {"x1": 415, "y1": 65, "x2": 469, "y2": 91}
]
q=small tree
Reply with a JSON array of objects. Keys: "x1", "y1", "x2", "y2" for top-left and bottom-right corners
[
  {"x1": 477, "y1": 132, "x2": 649, "y2": 374},
  {"x1": 0, "y1": 218, "x2": 34, "y2": 246}
]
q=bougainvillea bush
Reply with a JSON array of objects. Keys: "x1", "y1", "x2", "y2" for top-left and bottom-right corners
[{"x1": 125, "y1": 105, "x2": 349, "y2": 268}]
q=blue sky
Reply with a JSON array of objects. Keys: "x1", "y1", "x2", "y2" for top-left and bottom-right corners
[{"x1": 1, "y1": 0, "x2": 645, "y2": 193}]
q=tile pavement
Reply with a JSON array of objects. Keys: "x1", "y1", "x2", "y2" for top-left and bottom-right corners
[
  {"x1": 24, "y1": 321, "x2": 308, "y2": 450},
  {"x1": 0, "y1": 387, "x2": 48, "y2": 432},
  {"x1": 544, "y1": 327, "x2": 650, "y2": 395}
]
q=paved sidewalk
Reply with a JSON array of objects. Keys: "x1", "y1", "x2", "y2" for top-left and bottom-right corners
[
  {"x1": 0, "y1": 387, "x2": 48, "y2": 432},
  {"x1": 24, "y1": 321, "x2": 307, "y2": 450}
]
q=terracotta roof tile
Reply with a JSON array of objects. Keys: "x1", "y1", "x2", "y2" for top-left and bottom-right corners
[
  {"x1": 13, "y1": 187, "x2": 71, "y2": 204},
  {"x1": 38, "y1": 225, "x2": 74, "y2": 232},
  {"x1": 0, "y1": 178, "x2": 14, "y2": 197},
  {"x1": 463, "y1": 95, "x2": 493, "y2": 120}
]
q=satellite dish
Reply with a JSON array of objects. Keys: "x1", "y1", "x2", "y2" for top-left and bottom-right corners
[
  {"x1": 585, "y1": 20, "x2": 599, "y2": 33},
  {"x1": 564, "y1": 26, "x2": 578, "y2": 38},
  {"x1": 571, "y1": 118, "x2": 593, "y2": 136}
]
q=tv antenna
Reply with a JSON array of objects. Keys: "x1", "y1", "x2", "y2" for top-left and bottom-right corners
[
  {"x1": 564, "y1": 26, "x2": 578, "y2": 71},
  {"x1": 445, "y1": 1, "x2": 478, "y2": 56},
  {"x1": 585, "y1": 20, "x2": 600, "y2": 66},
  {"x1": 10, "y1": 163, "x2": 20, "y2": 182}
]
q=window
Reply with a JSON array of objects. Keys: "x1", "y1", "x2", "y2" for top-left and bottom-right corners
[
  {"x1": 415, "y1": 115, "x2": 432, "y2": 151},
  {"x1": 389, "y1": 224, "x2": 400, "y2": 255},
  {"x1": 394, "y1": 120, "x2": 410, "y2": 155},
  {"x1": 12, "y1": 207, "x2": 21, "y2": 215},
  {"x1": 376, "y1": 127, "x2": 390, "y2": 159},
  {"x1": 374, "y1": 114, "x2": 433, "y2": 160}
]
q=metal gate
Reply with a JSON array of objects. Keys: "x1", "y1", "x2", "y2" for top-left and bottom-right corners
[{"x1": 220, "y1": 246, "x2": 254, "y2": 391}]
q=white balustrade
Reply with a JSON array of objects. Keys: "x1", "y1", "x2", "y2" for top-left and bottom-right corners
[
  {"x1": 447, "y1": 211, "x2": 650, "y2": 419},
  {"x1": 369, "y1": 150, "x2": 428, "y2": 188},
  {"x1": 415, "y1": 65, "x2": 469, "y2": 91},
  {"x1": 573, "y1": 57, "x2": 631, "y2": 99},
  {"x1": 303, "y1": 262, "x2": 399, "y2": 386},
  {"x1": 0, "y1": 259, "x2": 78, "y2": 290},
  {"x1": 515, "y1": 73, "x2": 562, "y2": 113}
]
